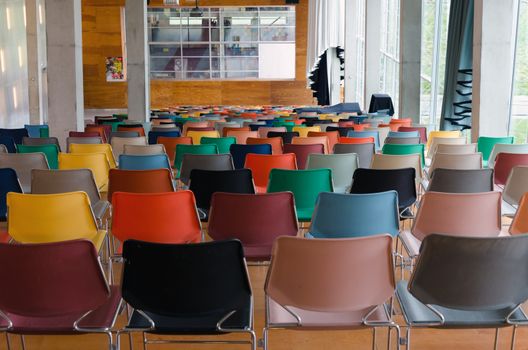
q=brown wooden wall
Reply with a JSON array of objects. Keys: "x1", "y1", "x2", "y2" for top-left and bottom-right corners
[{"x1": 82, "y1": 0, "x2": 314, "y2": 108}]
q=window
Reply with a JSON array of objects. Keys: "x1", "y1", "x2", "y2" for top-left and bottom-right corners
[
  {"x1": 355, "y1": 0, "x2": 366, "y2": 105},
  {"x1": 147, "y1": 6, "x2": 296, "y2": 80},
  {"x1": 379, "y1": 0, "x2": 400, "y2": 113}
]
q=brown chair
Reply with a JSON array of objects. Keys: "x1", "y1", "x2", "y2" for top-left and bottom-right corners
[
  {"x1": 0, "y1": 153, "x2": 49, "y2": 193},
  {"x1": 263, "y1": 235, "x2": 398, "y2": 350},
  {"x1": 283, "y1": 143, "x2": 325, "y2": 170},
  {"x1": 246, "y1": 137, "x2": 283, "y2": 154},
  {"x1": 107, "y1": 168, "x2": 175, "y2": 204},
  {"x1": 85, "y1": 125, "x2": 109, "y2": 143},
  {"x1": 22, "y1": 137, "x2": 61, "y2": 152},
  {"x1": 157, "y1": 136, "x2": 193, "y2": 164},
  {"x1": 292, "y1": 136, "x2": 329, "y2": 154}
]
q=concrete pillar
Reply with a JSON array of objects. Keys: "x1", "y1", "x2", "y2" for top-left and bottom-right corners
[
  {"x1": 472, "y1": 0, "x2": 518, "y2": 141},
  {"x1": 344, "y1": 0, "x2": 358, "y2": 103},
  {"x1": 125, "y1": 0, "x2": 150, "y2": 122},
  {"x1": 364, "y1": 0, "x2": 382, "y2": 109},
  {"x1": 45, "y1": 0, "x2": 84, "y2": 147},
  {"x1": 399, "y1": 0, "x2": 422, "y2": 122},
  {"x1": 25, "y1": 0, "x2": 40, "y2": 124}
]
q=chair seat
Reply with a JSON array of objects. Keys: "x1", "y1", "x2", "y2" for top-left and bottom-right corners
[
  {"x1": 396, "y1": 281, "x2": 528, "y2": 327},
  {"x1": 0, "y1": 286, "x2": 121, "y2": 334},
  {"x1": 267, "y1": 297, "x2": 390, "y2": 329},
  {"x1": 127, "y1": 307, "x2": 251, "y2": 334}
]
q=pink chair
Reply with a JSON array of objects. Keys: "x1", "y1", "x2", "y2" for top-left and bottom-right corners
[{"x1": 226, "y1": 130, "x2": 259, "y2": 145}]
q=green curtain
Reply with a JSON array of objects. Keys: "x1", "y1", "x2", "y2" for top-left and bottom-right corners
[{"x1": 440, "y1": 0, "x2": 474, "y2": 130}]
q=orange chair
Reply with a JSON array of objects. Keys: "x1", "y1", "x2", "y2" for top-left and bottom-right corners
[
  {"x1": 247, "y1": 137, "x2": 283, "y2": 154},
  {"x1": 157, "y1": 136, "x2": 193, "y2": 164},
  {"x1": 226, "y1": 130, "x2": 258, "y2": 145},
  {"x1": 85, "y1": 125, "x2": 108, "y2": 143},
  {"x1": 111, "y1": 191, "x2": 201, "y2": 253},
  {"x1": 222, "y1": 126, "x2": 249, "y2": 137},
  {"x1": 291, "y1": 136, "x2": 329, "y2": 154},
  {"x1": 510, "y1": 193, "x2": 528, "y2": 235},
  {"x1": 388, "y1": 118, "x2": 412, "y2": 131},
  {"x1": 307, "y1": 131, "x2": 339, "y2": 153},
  {"x1": 244, "y1": 153, "x2": 297, "y2": 193},
  {"x1": 117, "y1": 125, "x2": 146, "y2": 137},
  {"x1": 338, "y1": 136, "x2": 376, "y2": 144},
  {"x1": 338, "y1": 121, "x2": 356, "y2": 128}
]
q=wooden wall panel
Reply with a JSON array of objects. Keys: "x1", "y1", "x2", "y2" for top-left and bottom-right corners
[{"x1": 82, "y1": 0, "x2": 315, "y2": 108}]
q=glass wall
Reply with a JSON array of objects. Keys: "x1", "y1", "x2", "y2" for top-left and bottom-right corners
[
  {"x1": 379, "y1": 0, "x2": 400, "y2": 113},
  {"x1": 355, "y1": 0, "x2": 366, "y2": 105},
  {"x1": 0, "y1": 0, "x2": 29, "y2": 128}
]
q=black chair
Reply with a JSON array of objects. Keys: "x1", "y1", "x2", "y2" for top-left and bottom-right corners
[
  {"x1": 120, "y1": 239, "x2": 256, "y2": 349},
  {"x1": 350, "y1": 168, "x2": 417, "y2": 218},
  {"x1": 0, "y1": 128, "x2": 29, "y2": 145},
  {"x1": 428, "y1": 168, "x2": 494, "y2": 193},
  {"x1": 0, "y1": 136, "x2": 17, "y2": 153},
  {"x1": 326, "y1": 126, "x2": 355, "y2": 137},
  {"x1": 189, "y1": 169, "x2": 255, "y2": 220},
  {"x1": 0, "y1": 168, "x2": 22, "y2": 221},
  {"x1": 266, "y1": 131, "x2": 299, "y2": 144}
]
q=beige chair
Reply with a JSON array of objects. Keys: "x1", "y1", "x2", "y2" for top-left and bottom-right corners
[
  {"x1": 111, "y1": 136, "x2": 147, "y2": 158},
  {"x1": 488, "y1": 143, "x2": 528, "y2": 168},
  {"x1": 435, "y1": 143, "x2": 477, "y2": 155},
  {"x1": 426, "y1": 130, "x2": 461, "y2": 151},
  {"x1": 427, "y1": 137, "x2": 466, "y2": 159},
  {"x1": 0, "y1": 153, "x2": 49, "y2": 192},
  {"x1": 502, "y1": 166, "x2": 528, "y2": 217},
  {"x1": 123, "y1": 144, "x2": 166, "y2": 156},
  {"x1": 66, "y1": 137, "x2": 103, "y2": 152},
  {"x1": 371, "y1": 153, "x2": 423, "y2": 183},
  {"x1": 428, "y1": 153, "x2": 482, "y2": 177},
  {"x1": 58, "y1": 153, "x2": 111, "y2": 191}
]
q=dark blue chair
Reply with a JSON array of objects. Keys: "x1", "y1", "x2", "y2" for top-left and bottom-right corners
[
  {"x1": 0, "y1": 168, "x2": 23, "y2": 220},
  {"x1": 0, "y1": 136, "x2": 16, "y2": 153},
  {"x1": 148, "y1": 130, "x2": 181, "y2": 145},
  {"x1": 229, "y1": 144, "x2": 272, "y2": 169},
  {"x1": 0, "y1": 128, "x2": 29, "y2": 145},
  {"x1": 118, "y1": 154, "x2": 172, "y2": 171}
]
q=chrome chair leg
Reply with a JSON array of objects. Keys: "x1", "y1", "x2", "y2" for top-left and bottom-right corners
[
  {"x1": 372, "y1": 328, "x2": 377, "y2": 350},
  {"x1": 511, "y1": 325, "x2": 517, "y2": 350},
  {"x1": 5, "y1": 333, "x2": 10, "y2": 350},
  {"x1": 142, "y1": 332, "x2": 147, "y2": 350},
  {"x1": 495, "y1": 328, "x2": 500, "y2": 350},
  {"x1": 262, "y1": 327, "x2": 269, "y2": 350},
  {"x1": 249, "y1": 330, "x2": 256, "y2": 350},
  {"x1": 406, "y1": 327, "x2": 411, "y2": 350},
  {"x1": 20, "y1": 335, "x2": 26, "y2": 350}
]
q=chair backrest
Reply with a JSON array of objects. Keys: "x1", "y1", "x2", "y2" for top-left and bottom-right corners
[
  {"x1": 7, "y1": 192, "x2": 99, "y2": 243},
  {"x1": 118, "y1": 154, "x2": 172, "y2": 172},
  {"x1": 66, "y1": 137, "x2": 103, "y2": 151},
  {"x1": 371, "y1": 153, "x2": 423, "y2": 182},
  {"x1": 435, "y1": 143, "x2": 477, "y2": 155},
  {"x1": 477, "y1": 136, "x2": 515, "y2": 162},
  {"x1": 259, "y1": 126, "x2": 286, "y2": 138},
  {"x1": 0, "y1": 153, "x2": 49, "y2": 193},
  {"x1": 208, "y1": 192, "x2": 298, "y2": 260},
  {"x1": 398, "y1": 126, "x2": 427, "y2": 143},
  {"x1": 382, "y1": 143, "x2": 425, "y2": 168},
  {"x1": 408, "y1": 234, "x2": 528, "y2": 310},
  {"x1": 350, "y1": 168, "x2": 417, "y2": 210},
  {"x1": 187, "y1": 130, "x2": 221, "y2": 145},
  {"x1": 22, "y1": 137, "x2": 61, "y2": 152},
  {"x1": 411, "y1": 191, "x2": 501, "y2": 241},
  {"x1": 183, "y1": 122, "x2": 212, "y2": 135},
  {"x1": 85, "y1": 125, "x2": 108, "y2": 143},
  {"x1": 387, "y1": 130, "x2": 420, "y2": 138},
  {"x1": 346, "y1": 130, "x2": 380, "y2": 150},
  {"x1": 174, "y1": 144, "x2": 219, "y2": 173},
  {"x1": 229, "y1": 143, "x2": 272, "y2": 169},
  {"x1": 107, "y1": 168, "x2": 174, "y2": 203},
  {"x1": 112, "y1": 191, "x2": 201, "y2": 244},
  {"x1": 365, "y1": 126, "x2": 390, "y2": 145},
  {"x1": 226, "y1": 130, "x2": 258, "y2": 144},
  {"x1": 0, "y1": 240, "x2": 110, "y2": 317},
  {"x1": 123, "y1": 144, "x2": 166, "y2": 156},
  {"x1": 111, "y1": 136, "x2": 148, "y2": 158},
  {"x1": 494, "y1": 152, "x2": 528, "y2": 185},
  {"x1": 292, "y1": 126, "x2": 321, "y2": 138},
  {"x1": 17, "y1": 144, "x2": 60, "y2": 170},
  {"x1": 148, "y1": 131, "x2": 181, "y2": 145},
  {"x1": 244, "y1": 153, "x2": 297, "y2": 193},
  {"x1": 0, "y1": 136, "x2": 16, "y2": 153},
  {"x1": 427, "y1": 168, "x2": 494, "y2": 193},
  {"x1": 326, "y1": 126, "x2": 354, "y2": 137},
  {"x1": 266, "y1": 235, "x2": 395, "y2": 312},
  {"x1": 157, "y1": 136, "x2": 193, "y2": 163},
  {"x1": 69, "y1": 143, "x2": 117, "y2": 168},
  {"x1": 282, "y1": 143, "x2": 324, "y2": 170},
  {"x1": 246, "y1": 137, "x2": 283, "y2": 155},
  {"x1": 510, "y1": 193, "x2": 528, "y2": 235},
  {"x1": 309, "y1": 191, "x2": 399, "y2": 238},
  {"x1": 426, "y1": 130, "x2": 461, "y2": 150},
  {"x1": 222, "y1": 126, "x2": 248, "y2": 137},
  {"x1": 292, "y1": 136, "x2": 329, "y2": 154},
  {"x1": 200, "y1": 136, "x2": 236, "y2": 154},
  {"x1": 307, "y1": 131, "x2": 340, "y2": 151},
  {"x1": 189, "y1": 169, "x2": 255, "y2": 211},
  {"x1": 333, "y1": 143, "x2": 375, "y2": 169},
  {"x1": 503, "y1": 166, "x2": 528, "y2": 206},
  {"x1": 384, "y1": 136, "x2": 421, "y2": 145},
  {"x1": 428, "y1": 152, "x2": 482, "y2": 176},
  {"x1": 0, "y1": 168, "x2": 22, "y2": 220},
  {"x1": 108, "y1": 131, "x2": 140, "y2": 143},
  {"x1": 31, "y1": 169, "x2": 100, "y2": 205},
  {"x1": 306, "y1": 153, "x2": 359, "y2": 194},
  {"x1": 488, "y1": 143, "x2": 528, "y2": 168},
  {"x1": 0, "y1": 128, "x2": 29, "y2": 145},
  {"x1": 117, "y1": 124, "x2": 145, "y2": 137},
  {"x1": 0, "y1": 144, "x2": 6, "y2": 153},
  {"x1": 266, "y1": 131, "x2": 299, "y2": 144},
  {"x1": 338, "y1": 136, "x2": 375, "y2": 144},
  {"x1": 427, "y1": 137, "x2": 467, "y2": 158},
  {"x1": 58, "y1": 153, "x2": 110, "y2": 191},
  {"x1": 179, "y1": 154, "x2": 234, "y2": 186}
]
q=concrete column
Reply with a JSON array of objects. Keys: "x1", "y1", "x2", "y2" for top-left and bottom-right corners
[
  {"x1": 45, "y1": 0, "x2": 84, "y2": 147},
  {"x1": 399, "y1": 0, "x2": 422, "y2": 122},
  {"x1": 125, "y1": 0, "x2": 150, "y2": 122},
  {"x1": 472, "y1": 0, "x2": 518, "y2": 141},
  {"x1": 344, "y1": 0, "x2": 358, "y2": 103},
  {"x1": 25, "y1": 0, "x2": 40, "y2": 124},
  {"x1": 364, "y1": 0, "x2": 382, "y2": 109}
]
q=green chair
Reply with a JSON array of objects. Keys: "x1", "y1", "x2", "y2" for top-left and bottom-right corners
[
  {"x1": 272, "y1": 121, "x2": 296, "y2": 132},
  {"x1": 174, "y1": 144, "x2": 219, "y2": 177},
  {"x1": 382, "y1": 143, "x2": 425, "y2": 168},
  {"x1": 477, "y1": 136, "x2": 514, "y2": 166},
  {"x1": 102, "y1": 120, "x2": 125, "y2": 132},
  {"x1": 267, "y1": 168, "x2": 334, "y2": 222},
  {"x1": 17, "y1": 144, "x2": 59, "y2": 169},
  {"x1": 39, "y1": 127, "x2": 49, "y2": 138},
  {"x1": 201, "y1": 137, "x2": 236, "y2": 154}
]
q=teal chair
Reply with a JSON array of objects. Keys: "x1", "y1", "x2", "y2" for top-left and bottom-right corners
[
  {"x1": 201, "y1": 137, "x2": 236, "y2": 154},
  {"x1": 477, "y1": 136, "x2": 514, "y2": 166},
  {"x1": 118, "y1": 154, "x2": 172, "y2": 172},
  {"x1": 16, "y1": 144, "x2": 59, "y2": 169},
  {"x1": 387, "y1": 130, "x2": 420, "y2": 139},
  {"x1": 272, "y1": 121, "x2": 296, "y2": 132},
  {"x1": 267, "y1": 168, "x2": 333, "y2": 222},
  {"x1": 174, "y1": 144, "x2": 219, "y2": 177},
  {"x1": 382, "y1": 143, "x2": 425, "y2": 168},
  {"x1": 308, "y1": 191, "x2": 400, "y2": 238}
]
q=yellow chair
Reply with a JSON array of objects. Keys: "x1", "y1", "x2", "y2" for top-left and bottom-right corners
[
  {"x1": 292, "y1": 126, "x2": 321, "y2": 138},
  {"x1": 69, "y1": 143, "x2": 117, "y2": 168},
  {"x1": 426, "y1": 130, "x2": 461, "y2": 151},
  {"x1": 187, "y1": 130, "x2": 220, "y2": 145},
  {"x1": 58, "y1": 153, "x2": 110, "y2": 191},
  {"x1": 6, "y1": 192, "x2": 106, "y2": 251}
]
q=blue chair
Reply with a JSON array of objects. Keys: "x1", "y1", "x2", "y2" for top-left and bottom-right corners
[
  {"x1": 0, "y1": 136, "x2": 16, "y2": 153},
  {"x1": 387, "y1": 130, "x2": 420, "y2": 139},
  {"x1": 118, "y1": 154, "x2": 172, "y2": 171},
  {"x1": 230, "y1": 144, "x2": 272, "y2": 169},
  {"x1": 0, "y1": 128, "x2": 29, "y2": 145},
  {"x1": 346, "y1": 130, "x2": 381, "y2": 151},
  {"x1": 308, "y1": 191, "x2": 400, "y2": 238},
  {"x1": 148, "y1": 130, "x2": 181, "y2": 145},
  {"x1": 25, "y1": 124, "x2": 49, "y2": 138},
  {"x1": 0, "y1": 168, "x2": 22, "y2": 220}
]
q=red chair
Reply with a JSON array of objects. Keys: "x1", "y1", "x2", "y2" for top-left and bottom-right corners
[
  {"x1": 117, "y1": 125, "x2": 145, "y2": 137},
  {"x1": 338, "y1": 136, "x2": 375, "y2": 144},
  {"x1": 399, "y1": 126, "x2": 427, "y2": 144},
  {"x1": 107, "y1": 169, "x2": 175, "y2": 204},
  {"x1": 494, "y1": 153, "x2": 528, "y2": 186},
  {"x1": 85, "y1": 125, "x2": 109, "y2": 143},
  {"x1": 208, "y1": 192, "x2": 298, "y2": 261},
  {"x1": 283, "y1": 143, "x2": 325, "y2": 169}
]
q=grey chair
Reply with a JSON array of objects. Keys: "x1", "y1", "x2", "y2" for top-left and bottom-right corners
[
  {"x1": 22, "y1": 137, "x2": 62, "y2": 152},
  {"x1": 30, "y1": 169, "x2": 110, "y2": 228},
  {"x1": 384, "y1": 137, "x2": 421, "y2": 145},
  {"x1": 427, "y1": 168, "x2": 493, "y2": 193},
  {"x1": 179, "y1": 154, "x2": 235, "y2": 186},
  {"x1": 334, "y1": 143, "x2": 375, "y2": 169},
  {"x1": 108, "y1": 131, "x2": 140, "y2": 143},
  {"x1": 66, "y1": 136, "x2": 103, "y2": 152},
  {"x1": 123, "y1": 144, "x2": 166, "y2": 156},
  {"x1": 0, "y1": 153, "x2": 49, "y2": 193},
  {"x1": 397, "y1": 234, "x2": 528, "y2": 350},
  {"x1": 0, "y1": 144, "x2": 7, "y2": 153}
]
